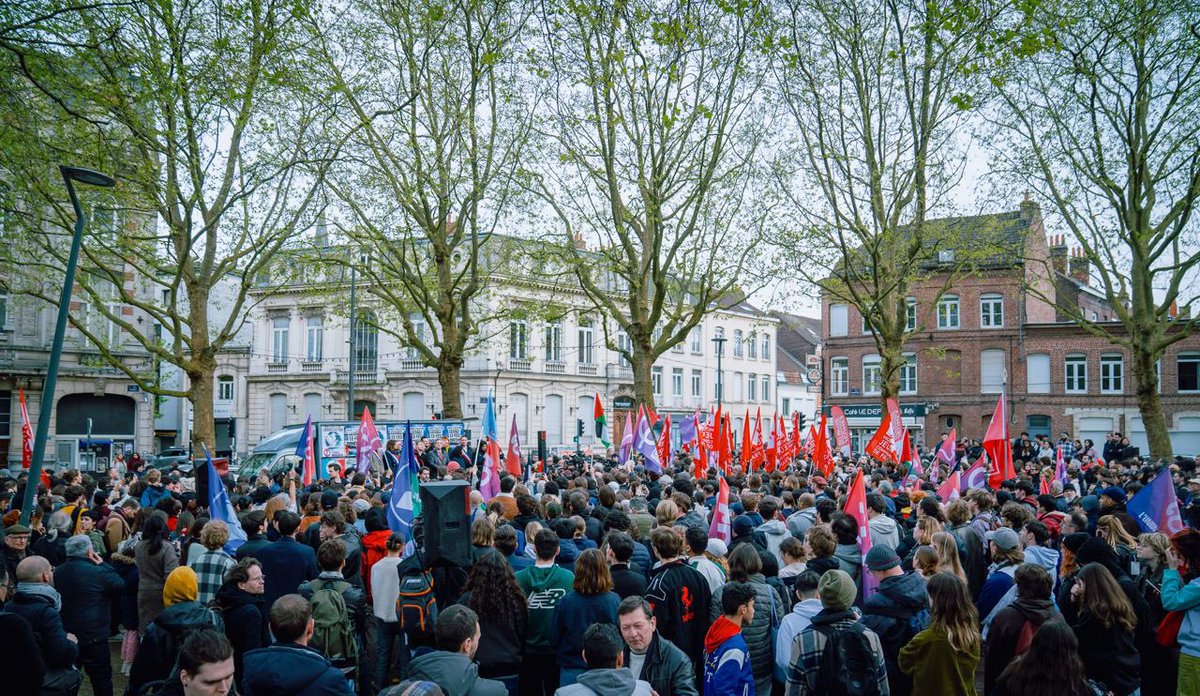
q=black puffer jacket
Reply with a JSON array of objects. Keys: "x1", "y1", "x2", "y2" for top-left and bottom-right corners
[
  {"x1": 55, "y1": 555, "x2": 125, "y2": 643},
  {"x1": 983, "y1": 597, "x2": 1058, "y2": 694},
  {"x1": 213, "y1": 583, "x2": 270, "y2": 691},
  {"x1": 622, "y1": 631, "x2": 698, "y2": 696},
  {"x1": 127, "y1": 600, "x2": 224, "y2": 695},
  {"x1": 860, "y1": 571, "x2": 929, "y2": 696},
  {"x1": 708, "y1": 573, "x2": 786, "y2": 696}
]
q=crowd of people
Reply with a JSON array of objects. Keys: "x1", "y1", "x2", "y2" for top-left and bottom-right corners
[{"x1": 0, "y1": 427, "x2": 1199, "y2": 696}]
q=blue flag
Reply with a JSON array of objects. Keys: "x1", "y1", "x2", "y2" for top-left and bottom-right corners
[
  {"x1": 205, "y1": 446, "x2": 247, "y2": 553},
  {"x1": 387, "y1": 422, "x2": 419, "y2": 555},
  {"x1": 1127, "y1": 469, "x2": 1185, "y2": 536}
]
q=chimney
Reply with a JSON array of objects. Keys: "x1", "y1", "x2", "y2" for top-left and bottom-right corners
[
  {"x1": 573, "y1": 231, "x2": 587, "y2": 250},
  {"x1": 1069, "y1": 247, "x2": 1090, "y2": 286},
  {"x1": 1049, "y1": 234, "x2": 1068, "y2": 275},
  {"x1": 1019, "y1": 190, "x2": 1040, "y2": 223}
]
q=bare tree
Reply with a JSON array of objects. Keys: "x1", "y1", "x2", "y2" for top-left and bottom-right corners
[
  {"x1": 991, "y1": 0, "x2": 1200, "y2": 458},
  {"x1": 0, "y1": 0, "x2": 329, "y2": 454},
  {"x1": 525, "y1": 0, "x2": 769, "y2": 409},
  {"x1": 302, "y1": 0, "x2": 534, "y2": 419},
  {"x1": 773, "y1": 0, "x2": 1035, "y2": 406}
]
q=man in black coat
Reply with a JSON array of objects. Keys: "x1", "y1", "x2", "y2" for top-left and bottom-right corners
[
  {"x1": 618, "y1": 596, "x2": 698, "y2": 696},
  {"x1": 606, "y1": 532, "x2": 648, "y2": 599},
  {"x1": 859, "y1": 546, "x2": 929, "y2": 696},
  {"x1": 8, "y1": 556, "x2": 79, "y2": 676},
  {"x1": 235, "y1": 509, "x2": 270, "y2": 561},
  {"x1": 56, "y1": 536, "x2": 124, "y2": 696},
  {"x1": 255, "y1": 511, "x2": 319, "y2": 609}
]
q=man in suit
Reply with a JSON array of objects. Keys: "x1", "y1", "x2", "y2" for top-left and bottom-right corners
[{"x1": 254, "y1": 511, "x2": 319, "y2": 609}]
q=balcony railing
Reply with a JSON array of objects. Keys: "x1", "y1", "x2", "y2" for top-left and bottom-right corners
[
  {"x1": 577, "y1": 363, "x2": 598, "y2": 376},
  {"x1": 399, "y1": 358, "x2": 430, "y2": 371},
  {"x1": 669, "y1": 395, "x2": 683, "y2": 407},
  {"x1": 509, "y1": 358, "x2": 531, "y2": 372},
  {"x1": 545, "y1": 360, "x2": 565, "y2": 374},
  {"x1": 301, "y1": 360, "x2": 324, "y2": 373},
  {"x1": 334, "y1": 369, "x2": 384, "y2": 384},
  {"x1": 266, "y1": 362, "x2": 288, "y2": 374}
]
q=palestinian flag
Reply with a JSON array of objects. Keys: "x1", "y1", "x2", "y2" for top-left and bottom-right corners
[{"x1": 594, "y1": 393, "x2": 611, "y2": 447}]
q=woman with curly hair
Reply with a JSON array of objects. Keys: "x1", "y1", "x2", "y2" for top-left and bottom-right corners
[
  {"x1": 899, "y1": 572, "x2": 981, "y2": 694},
  {"x1": 457, "y1": 550, "x2": 528, "y2": 694},
  {"x1": 992, "y1": 619, "x2": 1098, "y2": 696}
]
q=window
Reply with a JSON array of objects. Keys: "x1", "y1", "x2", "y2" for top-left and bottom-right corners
[
  {"x1": 761, "y1": 335, "x2": 770, "y2": 360},
  {"x1": 937, "y1": 295, "x2": 960, "y2": 329},
  {"x1": 1178, "y1": 353, "x2": 1199, "y2": 392},
  {"x1": 748, "y1": 373, "x2": 758, "y2": 402},
  {"x1": 691, "y1": 369, "x2": 702, "y2": 398},
  {"x1": 353, "y1": 311, "x2": 379, "y2": 373},
  {"x1": 690, "y1": 326, "x2": 702, "y2": 354},
  {"x1": 831, "y1": 358, "x2": 849, "y2": 396},
  {"x1": 217, "y1": 376, "x2": 234, "y2": 402},
  {"x1": 305, "y1": 316, "x2": 323, "y2": 362},
  {"x1": 1026, "y1": 415, "x2": 1052, "y2": 439},
  {"x1": 268, "y1": 393, "x2": 287, "y2": 433},
  {"x1": 672, "y1": 339, "x2": 684, "y2": 354},
  {"x1": 981, "y1": 349, "x2": 1006, "y2": 393},
  {"x1": 938, "y1": 249, "x2": 956, "y2": 263},
  {"x1": 862, "y1": 306, "x2": 873, "y2": 334},
  {"x1": 578, "y1": 320, "x2": 594, "y2": 365},
  {"x1": 1100, "y1": 354, "x2": 1123, "y2": 393},
  {"x1": 980, "y1": 294, "x2": 1004, "y2": 328},
  {"x1": 862, "y1": 355, "x2": 882, "y2": 395},
  {"x1": 672, "y1": 368, "x2": 683, "y2": 396},
  {"x1": 782, "y1": 398, "x2": 791, "y2": 415},
  {"x1": 733, "y1": 330, "x2": 744, "y2": 358},
  {"x1": 900, "y1": 354, "x2": 918, "y2": 394},
  {"x1": 761, "y1": 375, "x2": 770, "y2": 402},
  {"x1": 509, "y1": 321, "x2": 527, "y2": 359},
  {"x1": 544, "y1": 321, "x2": 562, "y2": 361},
  {"x1": 617, "y1": 330, "x2": 632, "y2": 366},
  {"x1": 1027, "y1": 353, "x2": 1051, "y2": 394},
  {"x1": 905, "y1": 297, "x2": 916, "y2": 332},
  {"x1": 271, "y1": 317, "x2": 289, "y2": 363},
  {"x1": 829, "y1": 304, "x2": 848, "y2": 337},
  {"x1": 747, "y1": 333, "x2": 757, "y2": 359},
  {"x1": 652, "y1": 366, "x2": 663, "y2": 396},
  {"x1": 733, "y1": 372, "x2": 744, "y2": 401},
  {"x1": 0, "y1": 290, "x2": 8, "y2": 330},
  {"x1": 1065, "y1": 354, "x2": 1087, "y2": 393},
  {"x1": 406, "y1": 312, "x2": 426, "y2": 359}
]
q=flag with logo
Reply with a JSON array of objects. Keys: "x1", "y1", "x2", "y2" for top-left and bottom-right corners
[
  {"x1": 1127, "y1": 470, "x2": 1185, "y2": 536},
  {"x1": 635, "y1": 405, "x2": 662, "y2": 473},
  {"x1": 593, "y1": 394, "x2": 611, "y2": 447},
  {"x1": 19, "y1": 389, "x2": 32, "y2": 470},
  {"x1": 387, "y1": 422, "x2": 421, "y2": 556},
  {"x1": 506, "y1": 414, "x2": 522, "y2": 477},
  {"x1": 657, "y1": 414, "x2": 672, "y2": 468},
  {"x1": 937, "y1": 427, "x2": 957, "y2": 469},
  {"x1": 845, "y1": 469, "x2": 877, "y2": 598},
  {"x1": 830, "y1": 406, "x2": 852, "y2": 458},
  {"x1": 480, "y1": 391, "x2": 502, "y2": 500},
  {"x1": 886, "y1": 398, "x2": 906, "y2": 462},
  {"x1": 983, "y1": 391, "x2": 1014, "y2": 488},
  {"x1": 865, "y1": 411, "x2": 898, "y2": 463},
  {"x1": 356, "y1": 406, "x2": 382, "y2": 474},
  {"x1": 619, "y1": 410, "x2": 635, "y2": 464},
  {"x1": 813, "y1": 413, "x2": 835, "y2": 476},
  {"x1": 708, "y1": 476, "x2": 731, "y2": 544},
  {"x1": 937, "y1": 471, "x2": 962, "y2": 502},
  {"x1": 962, "y1": 459, "x2": 989, "y2": 492},
  {"x1": 295, "y1": 415, "x2": 317, "y2": 485},
  {"x1": 206, "y1": 446, "x2": 247, "y2": 553}
]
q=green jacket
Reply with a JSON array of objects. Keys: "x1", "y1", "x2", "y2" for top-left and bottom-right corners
[
  {"x1": 516, "y1": 564, "x2": 574, "y2": 655},
  {"x1": 898, "y1": 626, "x2": 979, "y2": 696}
]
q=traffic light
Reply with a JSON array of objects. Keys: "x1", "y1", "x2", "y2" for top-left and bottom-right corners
[
  {"x1": 797, "y1": 413, "x2": 807, "y2": 431},
  {"x1": 576, "y1": 418, "x2": 585, "y2": 438}
]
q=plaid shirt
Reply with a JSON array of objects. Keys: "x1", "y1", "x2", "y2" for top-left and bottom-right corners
[
  {"x1": 784, "y1": 613, "x2": 890, "y2": 696},
  {"x1": 192, "y1": 548, "x2": 235, "y2": 606},
  {"x1": 1057, "y1": 440, "x2": 1077, "y2": 462}
]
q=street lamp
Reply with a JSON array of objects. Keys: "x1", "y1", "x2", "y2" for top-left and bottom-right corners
[
  {"x1": 21, "y1": 166, "x2": 116, "y2": 524},
  {"x1": 712, "y1": 335, "x2": 727, "y2": 410}
]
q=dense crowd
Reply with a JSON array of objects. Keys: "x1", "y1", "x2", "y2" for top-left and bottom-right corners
[{"x1": 1, "y1": 428, "x2": 1199, "y2": 696}]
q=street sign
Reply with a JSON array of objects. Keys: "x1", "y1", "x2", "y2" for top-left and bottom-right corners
[
  {"x1": 614, "y1": 395, "x2": 635, "y2": 409},
  {"x1": 127, "y1": 385, "x2": 140, "y2": 393}
]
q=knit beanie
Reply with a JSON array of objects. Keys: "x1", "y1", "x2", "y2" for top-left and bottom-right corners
[
  {"x1": 818, "y1": 569, "x2": 857, "y2": 611},
  {"x1": 163, "y1": 566, "x2": 199, "y2": 607}
]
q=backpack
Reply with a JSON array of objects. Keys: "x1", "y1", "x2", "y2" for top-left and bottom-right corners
[
  {"x1": 813, "y1": 622, "x2": 882, "y2": 696},
  {"x1": 396, "y1": 566, "x2": 438, "y2": 640},
  {"x1": 308, "y1": 578, "x2": 359, "y2": 669},
  {"x1": 1014, "y1": 619, "x2": 1036, "y2": 656}
]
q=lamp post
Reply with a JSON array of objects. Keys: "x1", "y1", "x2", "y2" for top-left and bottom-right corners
[
  {"x1": 348, "y1": 263, "x2": 357, "y2": 420},
  {"x1": 712, "y1": 335, "x2": 727, "y2": 410},
  {"x1": 21, "y1": 166, "x2": 116, "y2": 524}
]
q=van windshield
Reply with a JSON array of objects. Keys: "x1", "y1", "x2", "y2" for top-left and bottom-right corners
[{"x1": 253, "y1": 427, "x2": 302, "y2": 453}]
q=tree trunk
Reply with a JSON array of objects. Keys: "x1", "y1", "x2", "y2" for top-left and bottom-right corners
[
  {"x1": 630, "y1": 345, "x2": 655, "y2": 411},
  {"x1": 879, "y1": 338, "x2": 905, "y2": 410},
  {"x1": 189, "y1": 359, "x2": 216, "y2": 455},
  {"x1": 437, "y1": 355, "x2": 464, "y2": 419},
  {"x1": 1132, "y1": 345, "x2": 1173, "y2": 459}
]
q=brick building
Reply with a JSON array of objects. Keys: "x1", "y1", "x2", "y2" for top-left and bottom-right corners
[{"x1": 820, "y1": 200, "x2": 1200, "y2": 456}]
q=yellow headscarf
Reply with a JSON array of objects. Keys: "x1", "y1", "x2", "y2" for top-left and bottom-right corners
[{"x1": 163, "y1": 566, "x2": 199, "y2": 607}]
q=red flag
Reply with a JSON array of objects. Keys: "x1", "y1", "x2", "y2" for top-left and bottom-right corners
[
  {"x1": 845, "y1": 469, "x2": 878, "y2": 598},
  {"x1": 750, "y1": 408, "x2": 765, "y2": 469},
  {"x1": 830, "y1": 406, "x2": 852, "y2": 458},
  {"x1": 937, "y1": 471, "x2": 962, "y2": 501},
  {"x1": 506, "y1": 414, "x2": 522, "y2": 477},
  {"x1": 657, "y1": 414, "x2": 672, "y2": 468},
  {"x1": 19, "y1": 389, "x2": 32, "y2": 470},
  {"x1": 813, "y1": 414, "x2": 835, "y2": 476},
  {"x1": 1040, "y1": 474, "x2": 1050, "y2": 495},
  {"x1": 764, "y1": 415, "x2": 777, "y2": 473},
  {"x1": 791, "y1": 412, "x2": 801, "y2": 454},
  {"x1": 803, "y1": 424, "x2": 817, "y2": 455},
  {"x1": 722, "y1": 411, "x2": 734, "y2": 474},
  {"x1": 708, "y1": 476, "x2": 731, "y2": 543},
  {"x1": 886, "y1": 398, "x2": 905, "y2": 462},
  {"x1": 984, "y1": 391, "x2": 1015, "y2": 488},
  {"x1": 646, "y1": 407, "x2": 660, "y2": 427},
  {"x1": 865, "y1": 411, "x2": 898, "y2": 463},
  {"x1": 740, "y1": 410, "x2": 752, "y2": 468}
]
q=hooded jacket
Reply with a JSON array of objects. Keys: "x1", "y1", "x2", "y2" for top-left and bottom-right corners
[
  {"x1": 1022, "y1": 545, "x2": 1060, "y2": 578},
  {"x1": 406, "y1": 650, "x2": 507, "y2": 696},
  {"x1": 646, "y1": 559, "x2": 712, "y2": 676},
  {"x1": 786, "y1": 508, "x2": 817, "y2": 539},
  {"x1": 983, "y1": 597, "x2": 1058, "y2": 693},
  {"x1": 756, "y1": 519, "x2": 791, "y2": 568},
  {"x1": 515, "y1": 563, "x2": 575, "y2": 655},
  {"x1": 555, "y1": 668, "x2": 654, "y2": 696},
  {"x1": 702, "y1": 616, "x2": 753, "y2": 696},
  {"x1": 213, "y1": 582, "x2": 271, "y2": 689},
  {"x1": 242, "y1": 642, "x2": 354, "y2": 696},
  {"x1": 867, "y1": 515, "x2": 901, "y2": 551},
  {"x1": 622, "y1": 631, "x2": 697, "y2": 696},
  {"x1": 360, "y1": 528, "x2": 392, "y2": 596},
  {"x1": 834, "y1": 543, "x2": 864, "y2": 587},
  {"x1": 708, "y1": 574, "x2": 786, "y2": 696},
  {"x1": 127, "y1": 601, "x2": 225, "y2": 695},
  {"x1": 860, "y1": 571, "x2": 929, "y2": 696}
]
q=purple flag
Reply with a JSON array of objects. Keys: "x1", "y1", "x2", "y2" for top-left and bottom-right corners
[
  {"x1": 619, "y1": 410, "x2": 635, "y2": 463},
  {"x1": 635, "y1": 405, "x2": 661, "y2": 473}
]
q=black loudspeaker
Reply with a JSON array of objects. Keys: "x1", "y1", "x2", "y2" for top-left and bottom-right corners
[
  {"x1": 537, "y1": 430, "x2": 547, "y2": 464},
  {"x1": 419, "y1": 480, "x2": 472, "y2": 567}
]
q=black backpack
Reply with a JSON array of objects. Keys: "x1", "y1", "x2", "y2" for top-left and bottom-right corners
[{"x1": 813, "y1": 622, "x2": 882, "y2": 696}]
